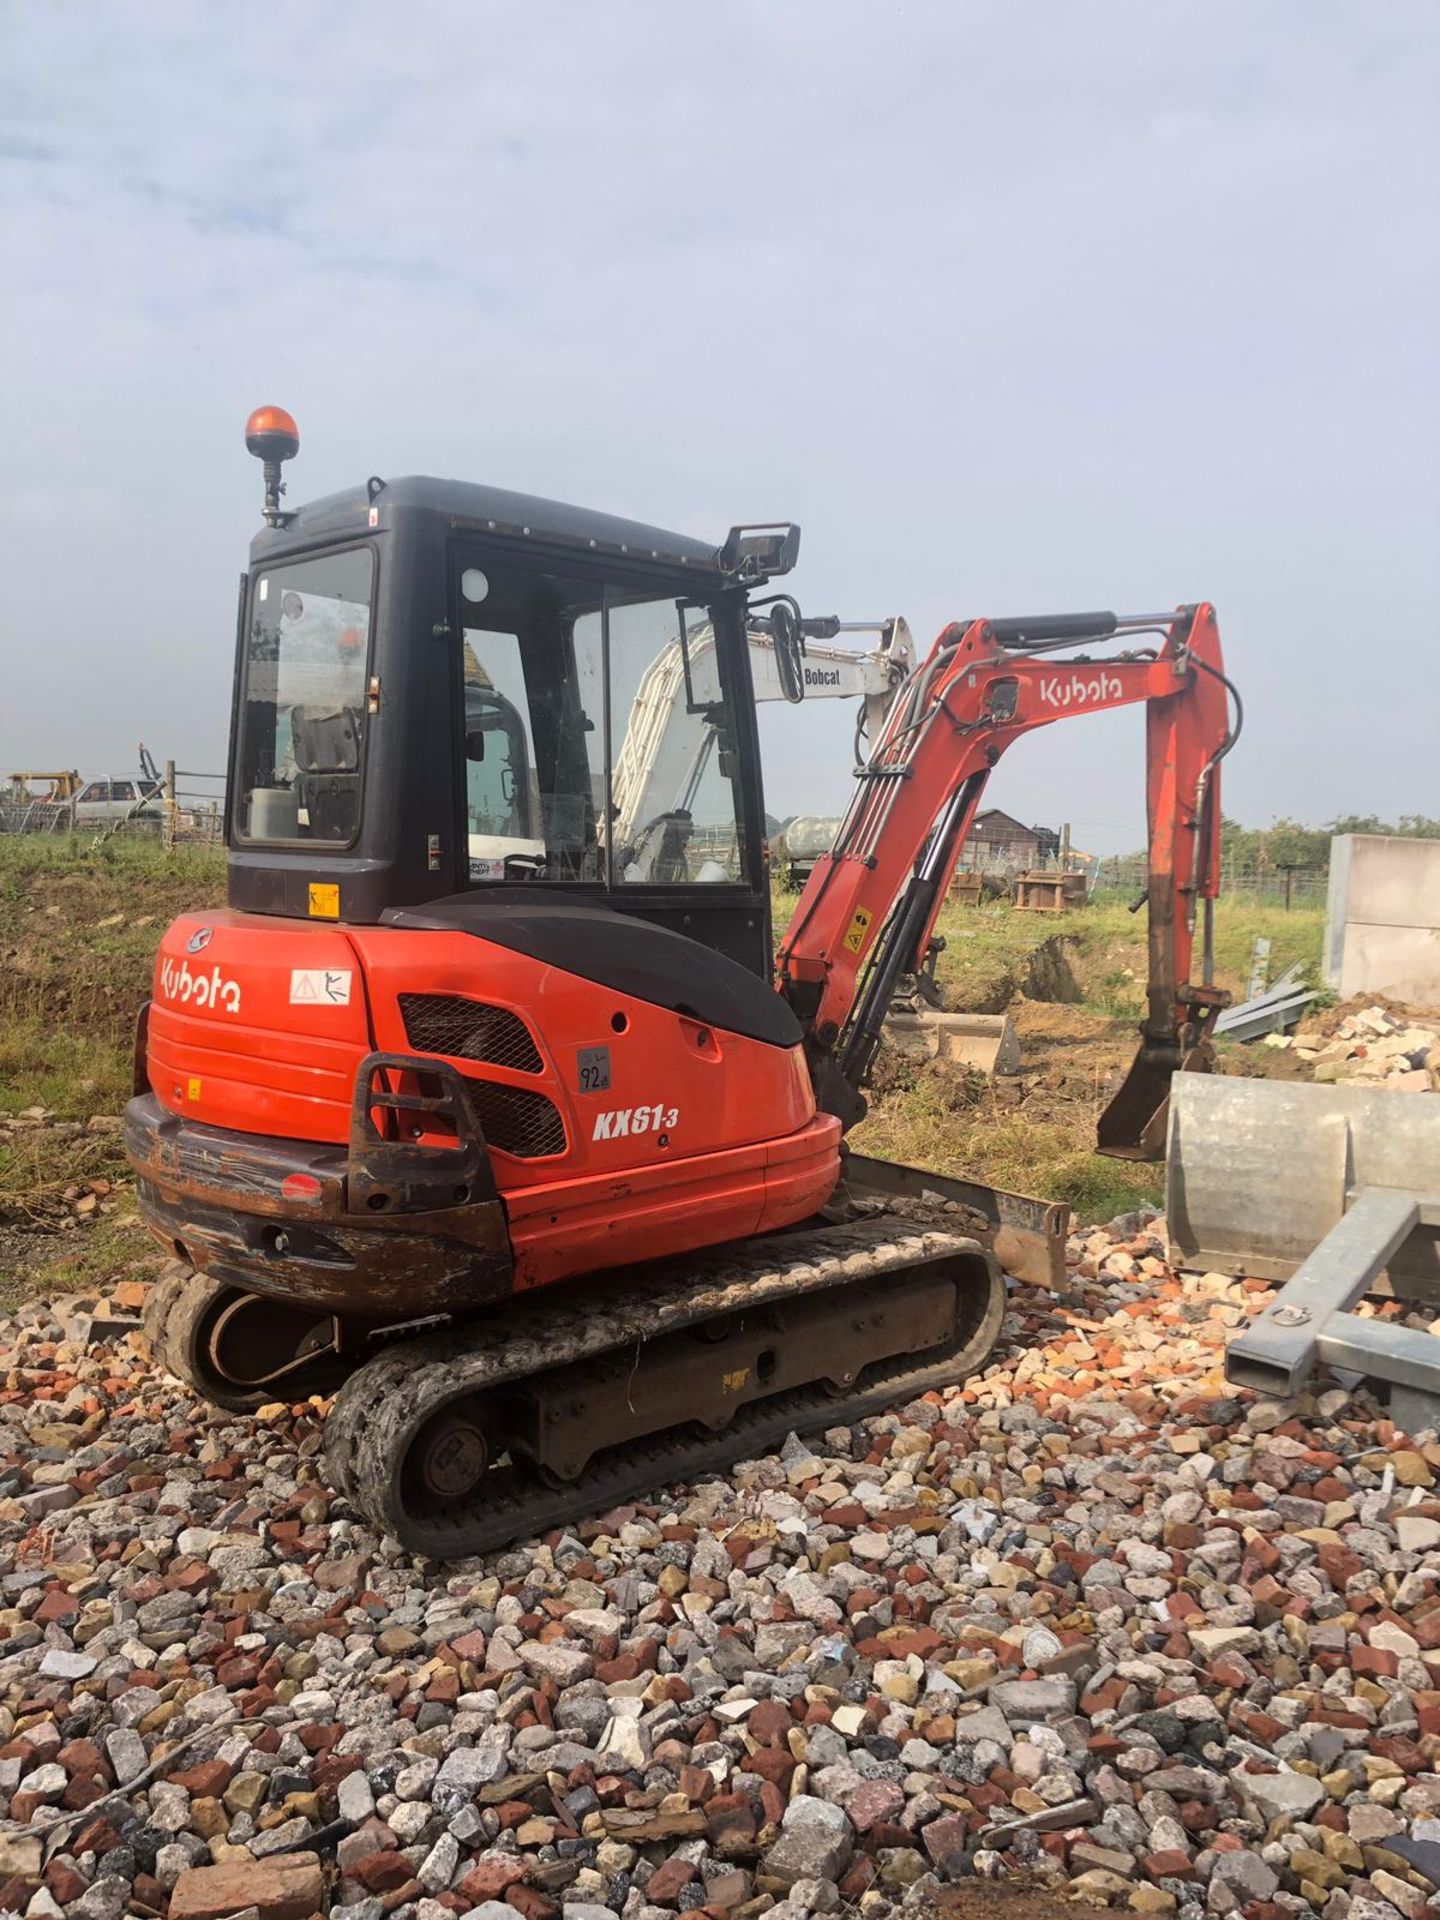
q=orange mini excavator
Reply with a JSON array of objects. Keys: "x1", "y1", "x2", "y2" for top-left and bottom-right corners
[{"x1": 128, "y1": 409, "x2": 1238, "y2": 1553}]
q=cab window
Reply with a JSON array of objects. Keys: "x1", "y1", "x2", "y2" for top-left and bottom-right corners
[
  {"x1": 456, "y1": 559, "x2": 751, "y2": 888},
  {"x1": 235, "y1": 547, "x2": 374, "y2": 844}
]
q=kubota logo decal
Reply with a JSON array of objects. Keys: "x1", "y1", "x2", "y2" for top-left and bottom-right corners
[
  {"x1": 1038, "y1": 671, "x2": 1123, "y2": 709},
  {"x1": 159, "y1": 955, "x2": 242, "y2": 1015},
  {"x1": 592, "y1": 1104, "x2": 679, "y2": 1141}
]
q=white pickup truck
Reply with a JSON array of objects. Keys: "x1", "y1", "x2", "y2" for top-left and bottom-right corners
[{"x1": 72, "y1": 777, "x2": 163, "y2": 825}]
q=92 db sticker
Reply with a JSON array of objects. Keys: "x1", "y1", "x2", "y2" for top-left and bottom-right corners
[
  {"x1": 289, "y1": 968, "x2": 352, "y2": 1006},
  {"x1": 576, "y1": 1046, "x2": 612, "y2": 1093}
]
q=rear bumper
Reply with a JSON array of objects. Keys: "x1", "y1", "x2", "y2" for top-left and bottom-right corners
[{"x1": 126, "y1": 1058, "x2": 514, "y2": 1320}]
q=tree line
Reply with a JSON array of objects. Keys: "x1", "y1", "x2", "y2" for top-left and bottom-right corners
[{"x1": 1216, "y1": 815, "x2": 1440, "y2": 873}]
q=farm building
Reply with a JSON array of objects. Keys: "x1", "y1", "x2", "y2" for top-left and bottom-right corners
[{"x1": 959, "y1": 808, "x2": 1061, "y2": 873}]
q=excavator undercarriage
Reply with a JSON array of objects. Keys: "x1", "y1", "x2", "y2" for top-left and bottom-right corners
[
  {"x1": 138, "y1": 1138, "x2": 1063, "y2": 1554},
  {"x1": 142, "y1": 1184, "x2": 1022, "y2": 1556}
]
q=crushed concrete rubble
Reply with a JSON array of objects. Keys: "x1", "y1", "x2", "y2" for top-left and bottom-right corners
[
  {"x1": 1, "y1": 1220, "x2": 1440, "y2": 1920},
  {"x1": 1269, "y1": 1004, "x2": 1440, "y2": 1092}
]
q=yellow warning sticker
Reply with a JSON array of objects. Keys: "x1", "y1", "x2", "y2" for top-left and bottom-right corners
[
  {"x1": 308, "y1": 882, "x2": 340, "y2": 920},
  {"x1": 843, "y1": 906, "x2": 874, "y2": 954},
  {"x1": 187, "y1": 1077, "x2": 202, "y2": 1102}
]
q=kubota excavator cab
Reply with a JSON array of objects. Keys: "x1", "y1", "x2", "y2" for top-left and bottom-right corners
[{"x1": 227, "y1": 419, "x2": 796, "y2": 959}]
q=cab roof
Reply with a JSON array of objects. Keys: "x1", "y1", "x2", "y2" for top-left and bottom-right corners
[{"x1": 251, "y1": 474, "x2": 725, "y2": 575}]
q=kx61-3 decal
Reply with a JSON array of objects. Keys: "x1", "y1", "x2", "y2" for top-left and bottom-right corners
[{"x1": 592, "y1": 1104, "x2": 680, "y2": 1141}]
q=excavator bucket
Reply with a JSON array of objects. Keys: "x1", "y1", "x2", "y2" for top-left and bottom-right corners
[
  {"x1": 1097, "y1": 1039, "x2": 1215, "y2": 1161},
  {"x1": 1164, "y1": 1074, "x2": 1440, "y2": 1423},
  {"x1": 884, "y1": 1008, "x2": 1022, "y2": 1076},
  {"x1": 1165, "y1": 1073, "x2": 1440, "y2": 1288}
]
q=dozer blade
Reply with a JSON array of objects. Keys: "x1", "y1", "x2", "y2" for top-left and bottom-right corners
[
  {"x1": 1165, "y1": 1073, "x2": 1440, "y2": 1296},
  {"x1": 1096, "y1": 1037, "x2": 1213, "y2": 1161},
  {"x1": 838, "y1": 1149, "x2": 1068, "y2": 1291}
]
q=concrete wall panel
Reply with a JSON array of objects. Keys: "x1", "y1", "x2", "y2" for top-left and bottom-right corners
[{"x1": 1325, "y1": 835, "x2": 1440, "y2": 1006}]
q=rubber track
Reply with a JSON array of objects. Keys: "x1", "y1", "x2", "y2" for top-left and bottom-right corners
[
  {"x1": 141, "y1": 1260, "x2": 193, "y2": 1376},
  {"x1": 325, "y1": 1216, "x2": 973, "y2": 1500},
  {"x1": 324, "y1": 1214, "x2": 1004, "y2": 1558},
  {"x1": 143, "y1": 1261, "x2": 344, "y2": 1412}
]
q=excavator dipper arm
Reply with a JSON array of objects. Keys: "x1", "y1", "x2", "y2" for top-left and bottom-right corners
[{"x1": 776, "y1": 603, "x2": 1235, "y2": 1158}]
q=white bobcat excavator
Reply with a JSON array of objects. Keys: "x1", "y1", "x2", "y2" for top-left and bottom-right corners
[
  {"x1": 611, "y1": 616, "x2": 913, "y2": 883},
  {"x1": 463, "y1": 615, "x2": 914, "y2": 883}
]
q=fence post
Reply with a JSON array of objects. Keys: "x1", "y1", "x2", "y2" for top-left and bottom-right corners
[
  {"x1": 164, "y1": 760, "x2": 177, "y2": 854},
  {"x1": 1247, "y1": 936, "x2": 1272, "y2": 999}
]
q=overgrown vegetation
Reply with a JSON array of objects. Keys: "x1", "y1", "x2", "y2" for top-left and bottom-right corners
[
  {"x1": 0, "y1": 836, "x2": 223, "y2": 1302},
  {"x1": 854, "y1": 888, "x2": 1325, "y2": 1028},
  {"x1": 1217, "y1": 813, "x2": 1439, "y2": 873}
]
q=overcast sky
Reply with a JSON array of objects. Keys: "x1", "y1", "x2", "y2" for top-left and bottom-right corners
[{"x1": 3, "y1": 2, "x2": 1436, "y2": 850}]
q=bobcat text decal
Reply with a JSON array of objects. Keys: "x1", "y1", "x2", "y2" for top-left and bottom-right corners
[
  {"x1": 159, "y1": 955, "x2": 242, "y2": 1015},
  {"x1": 1038, "y1": 671, "x2": 1123, "y2": 710},
  {"x1": 592, "y1": 1103, "x2": 680, "y2": 1141}
]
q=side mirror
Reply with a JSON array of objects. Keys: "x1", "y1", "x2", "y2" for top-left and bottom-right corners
[
  {"x1": 720, "y1": 522, "x2": 801, "y2": 582},
  {"x1": 769, "y1": 601, "x2": 805, "y2": 705},
  {"x1": 465, "y1": 730, "x2": 486, "y2": 762}
]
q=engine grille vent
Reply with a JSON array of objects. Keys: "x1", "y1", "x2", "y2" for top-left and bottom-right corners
[
  {"x1": 399, "y1": 995, "x2": 544, "y2": 1074},
  {"x1": 469, "y1": 1082, "x2": 567, "y2": 1159}
]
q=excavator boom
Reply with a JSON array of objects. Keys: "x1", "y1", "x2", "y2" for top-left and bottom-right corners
[{"x1": 777, "y1": 603, "x2": 1235, "y2": 1154}]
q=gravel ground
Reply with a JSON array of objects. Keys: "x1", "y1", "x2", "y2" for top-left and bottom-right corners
[{"x1": 1, "y1": 1216, "x2": 1439, "y2": 1920}]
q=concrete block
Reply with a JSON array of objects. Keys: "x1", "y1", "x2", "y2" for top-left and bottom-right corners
[{"x1": 1324, "y1": 836, "x2": 1440, "y2": 1005}]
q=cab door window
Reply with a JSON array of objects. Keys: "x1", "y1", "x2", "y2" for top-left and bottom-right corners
[
  {"x1": 606, "y1": 596, "x2": 751, "y2": 886},
  {"x1": 455, "y1": 560, "x2": 751, "y2": 890},
  {"x1": 457, "y1": 565, "x2": 603, "y2": 881}
]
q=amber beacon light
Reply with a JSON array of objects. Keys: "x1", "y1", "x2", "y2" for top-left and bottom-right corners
[{"x1": 245, "y1": 405, "x2": 301, "y2": 527}]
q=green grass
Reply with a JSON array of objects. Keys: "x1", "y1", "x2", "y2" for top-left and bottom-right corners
[
  {"x1": 0, "y1": 836, "x2": 223, "y2": 1038},
  {"x1": 0, "y1": 838, "x2": 223, "y2": 1299},
  {"x1": 914, "y1": 889, "x2": 1326, "y2": 1016},
  {"x1": 851, "y1": 1062, "x2": 1167, "y2": 1220},
  {"x1": 0, "y1": 1019, "x2": 132, "y2": 1122},
  {"x1": 1078, "y1": 890, "x2": 1325, "y2": 1010}
]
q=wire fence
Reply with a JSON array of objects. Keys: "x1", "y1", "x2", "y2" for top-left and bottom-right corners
[
  {"x1": 160, "y1": 765, "x2": 226, "y2": 849},
  {"x1": 0, "y1": 777, "x2": 1336, "y2": 905},
  {"x1": 0, "y1": 794, "x2": 80, "y2": 835},
  {"x1": 0, "y1": 764, "x2": 227, "y2": 848},
  {"x1": 1089, "y1": 852, "x2": 1329, "y2": 906},
  {"x1": 943, "y1": 849, "x2": 1330, "y2": 908}
]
